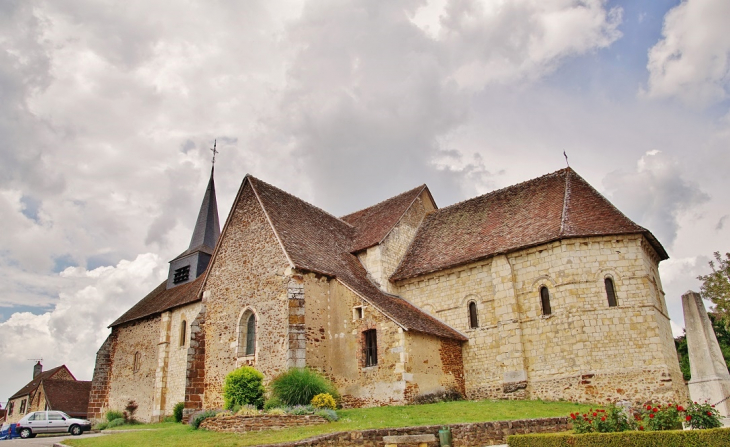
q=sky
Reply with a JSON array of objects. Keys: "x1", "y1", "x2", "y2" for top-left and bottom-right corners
[{"x1": 0, "y1": 0, "x2": 729, "y2": 405}]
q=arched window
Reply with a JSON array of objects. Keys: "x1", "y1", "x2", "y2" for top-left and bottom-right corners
[
  {"x1": 237, "y1": 310, "x2": 256, "y2": 357},
  {"x1": 468, "y1": 301, "x2": 479, "y2": 329},
  {"x1": 133, "y1": 351, "x2": 141, "y2": 372},
  {"x1": 180, "y1": 320, "x2": 187, "y2": 347},
  {"x1": 363, "y1": 329, "x2": 378, "y2": 367},
  {"x1": 605, "y1": 277, "x2": 617, "y2": 307},
  {"x1": 540, "y1": 286, "x2": 552, "y2": 316}
]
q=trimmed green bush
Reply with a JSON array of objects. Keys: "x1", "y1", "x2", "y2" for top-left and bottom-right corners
[
  {"x1": 173, "y1": 402, "x2": 185, "y2": 423},
  {"x1": 264, "y1": 396, "x2": 284, "y2": 410},
  {"x1": 507, "y1": 427, "x2": 730, "y2": 447},
  {"x1": 222, "y1": 366, "x2": 265, "y2": 410},
  {"x1": 92, "y1": 422, "x2": 108, "y2": 431},
  {"x1": 315, "y1": 409, "x2": 339, "y2": 422},
  {"x1": 191, "y1": 410, "x2": 218, "y2": 430},
  {"x1": 107, "y1": 417, "x2": 126, "y2": 428},
  {"x1": 105, "y1": 410, "x2": 123, "y2": 422},
  {"x1": 269, "y1": 368, "x2": 339, "y2": 406}
]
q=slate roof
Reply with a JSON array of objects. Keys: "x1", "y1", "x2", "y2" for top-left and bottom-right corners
[
  {"x1": 43, "y1": 380, "x2": 92, "y2": 417},
  {"x1": 9, "y1": 366, "x2": 72, "y2": 400},
  {"x1": 248, "y1": 176, "x2": 467, "y2": 341},
  {"x1": 109, "y1": 274, "x2": 204, "y2": 327},
  {"x1": 391, "y1": 168, "x2": 667, "y2": 281},
  {"x1": 341, "y1": 185, "x2": 432, "y2": 252}
]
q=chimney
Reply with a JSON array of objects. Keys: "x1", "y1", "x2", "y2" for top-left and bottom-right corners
[{"x1": 33, "y1": 361, "x2": 42, "y2": 378}]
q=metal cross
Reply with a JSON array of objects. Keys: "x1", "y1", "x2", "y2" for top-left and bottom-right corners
[
  {"x1": 210, "y1": 140, "x2": 218, "y2": 165},
  {"x1": 563, "y1": 151, "x2": 570, "y2": 167}
]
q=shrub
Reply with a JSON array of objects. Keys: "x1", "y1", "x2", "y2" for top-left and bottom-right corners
[
  {"x1": 173, "y1": 402, "x2": 185, "y2": 423},
  {"x1": 123, "y1": 400, "x2": 139, "y2": 422},
  {"x1": 107, "y1": 418, "x2": 126, "y2": 428},
  {"x1": 163, "y1": 416, "x2": 175, "y2": 422},
  {"x1": 190, "y1": 410, "x2": 218, "y2": 430},
  {"x1": 311, "y1": 393, "x2": 337, "y2": 410},
  {"x1": 315, "y1": 409, "x2": 339, "y2": 422},
  {"x1": 105, "y1": 410, "x2": 123, "y2": 422},
  {"x1": 286, "y1": 405, "x2": 315, "y2": 415},
  {"x1": 685, "y1": 400, "x2": 723, "y2": 430},
  {"x1": 222, "y1": 366, "x2": 265, "y2": 410},
  {"x1": 265, "y1": 408, "x2": 286, "y2": 415},
  {"x1": 570, "y1": 406, "x2": 631, "y2": 434},
  {"x1": 92, "y1": 422, "x2": 108, "y2": 431},
  {"x1": 236, "y1": 405, "x2": 259, "y2": 416},
  {"x1": 264, "y1": 397, "x2": 284, "y2": 410},
  {"x1": 269, "y1": 368, "x2": 339, "y2": 406},
  {"x1": 508, "y1": 428, "x2": 730, "y2": 447},
  {"x1": 635, "y1": 403, "x2": 683, "y2": 431}
]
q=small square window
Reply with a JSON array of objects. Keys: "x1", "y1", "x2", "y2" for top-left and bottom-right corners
[{"x1": 353, "y1": 306, "x2": 363, "y2": 320}]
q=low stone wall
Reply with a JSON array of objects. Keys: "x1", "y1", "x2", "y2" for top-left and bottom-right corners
[
  {"x1": 255, "y1": 416, "x2": 570, "y2": 447},
  {"x1": 200, "y1": 414, "x2": 328, "y2": 432}
]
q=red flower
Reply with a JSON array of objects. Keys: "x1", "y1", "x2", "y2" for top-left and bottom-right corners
[
  {"x1": 601, "y1": 417, "x2": 606, "y2": 422},
  {"x1": 649, "y1": 414, "x2": 655, "y2": 419},
  {"x1": 639, "y1": 426, "x2": 644, "y2": 431},
  {"x1": 653, "y1": 407, "x2": 658, "y2": 412},
  {"x1": 571, "y1": 414, "x2": 576, "y2": 419},
  {"x1": 678, "y1": 406, "x2": 684, "y2": 412},
  {"x1": 708, "y1": 411, "x2": 713, "y2": 416},
  {"x1": 686, "y1": 416, "x2": 692, "y2": 421},
  {"x1": 593, "y1": 412, "x2": 597, "y2": 417},
  {"x1": 646, "y1": 405, "x2": 652, "y2": 410}
]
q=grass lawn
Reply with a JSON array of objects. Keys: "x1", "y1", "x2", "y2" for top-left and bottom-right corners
[{"x1": 64, "y1": 399, "x2": 591, "y2": 447}]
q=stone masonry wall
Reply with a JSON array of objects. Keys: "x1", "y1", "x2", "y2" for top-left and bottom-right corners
[
  {"x1": 255, "y1": 417, "x2": 571, "y2": 447},
  {"x1": 200, "y1": 414, "x2": 327, "y2": 432},
  {"x1": 396, "y1": 235, "x2": 688, "y2": 405},
  {"x1": 88, "y1": 333, "x2": 117, "y2": 422},
  {"x1": 163, "y1": 302, "x2": 202, "y2": 416},
  {"x1": 183, "y1": 306, "x2": 206, "y2": 421},
  {"x1": 201, "y1": 182, "x2": 291, "y2": 408},
  {"x1": 106, "y1": 316, "x2": 160, "y2": 422}
]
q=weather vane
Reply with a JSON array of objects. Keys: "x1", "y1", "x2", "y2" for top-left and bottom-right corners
[
  {"x1": 563, "y1": 151, "x2": 570, "y2": 167},
  {"x1": 210, "y1": 140, "x2": 219, "y2": 165}
]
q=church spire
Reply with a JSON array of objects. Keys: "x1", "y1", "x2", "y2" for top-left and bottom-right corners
[{"x1": 166, "y1": 156, "x2": 221, "y2": 289}]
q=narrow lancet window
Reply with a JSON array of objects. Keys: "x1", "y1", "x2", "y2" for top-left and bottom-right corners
[
  {"x1": 133, "y1": 351, "x2": 141, "y2": 372},
  {"x1": 364, "y1": 329, "x2": 378, "y2": 367},
  {"x1": 238, "y1": 310, "x2": 257, "y2": 357},
  {"x1": 605, "y1": 277, "x2": 617, "y2": 307},
  {"x1": 468, "y1": 301, "x2": 479, "y2": 328},
  {"x1": 180, "y1": 320, "x2": 187, "y2": 346},
  {"x1": 540, "y1": 286, "x2": 552, "y2": 316},
  {"x1": 245, "y1": 313, "x2": 256, "y2": 356}
]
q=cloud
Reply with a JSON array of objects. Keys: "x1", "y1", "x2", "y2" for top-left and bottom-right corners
[
  {"x1": 0, "y1": 254, "x2": 166, "y2": 400},
  {"x1": 645, "y1": 0, "x2": 730, "y2": 107},
  {"x1": 603, "y1": 150, "x2": 709, "y2": 248}
]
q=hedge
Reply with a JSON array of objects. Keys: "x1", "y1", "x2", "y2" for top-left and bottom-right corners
[{"x1": 507, "y1": 427, "x2": 730, "y2": 447}]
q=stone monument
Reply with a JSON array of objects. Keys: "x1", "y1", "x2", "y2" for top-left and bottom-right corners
[{"x1": 682, "y1": 290, "x2": 730, "y2": 417}]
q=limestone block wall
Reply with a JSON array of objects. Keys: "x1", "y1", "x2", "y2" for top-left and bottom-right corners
[
  {"x1": 201, "y1": 183, "x2": 291, "y2": 408},
  {"x1": 357, "y1": 191, "x2": 434, "y2": 294},
  {"x1": 106, "y1": 316, "x2": 159, "y2": 422},
  {"x1": 163, "y1": 303, "x2": 202, "y2": 414},
  {"x1": 303, "y1": 276, "x2": 452, "y2": 407},
  {"x1": 396, "y1": 235, "x2": 688, "y2": 405}
]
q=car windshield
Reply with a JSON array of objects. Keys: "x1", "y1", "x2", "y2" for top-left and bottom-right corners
[{"x1": 58, "y1": 412, "x2": 70, "y2": 419}]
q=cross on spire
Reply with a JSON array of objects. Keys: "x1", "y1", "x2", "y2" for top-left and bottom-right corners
[{"x1": 210, "y1": 140, "x2": 219, "y2": 165}]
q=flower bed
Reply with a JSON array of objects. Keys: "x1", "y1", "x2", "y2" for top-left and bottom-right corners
[
  {"x1": 507, "y1": 427, "x2": 730, "y2": 447},
  {"x1": 199, "y1": 414, "x2": 328, "y2": 433}
]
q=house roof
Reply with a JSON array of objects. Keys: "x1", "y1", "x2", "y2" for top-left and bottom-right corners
[
  {"x1": 43, "y1": 380, "x2": 92, "y2": 417},
  {"x1": 109, "y1": 274, "x2": 204, "y2": 327},
  {"x1": 391, "y1": 168, "x2": 667, "y2": 281},
  {"x1": 247, "y1": 176, "x2": 467, "y2": 341},
  {"x1": 9, "y1": 366, "x2": 72, "y2": 400},
  {"x1": 341, "y1": 185, "x2": 433, "y2": 252}
]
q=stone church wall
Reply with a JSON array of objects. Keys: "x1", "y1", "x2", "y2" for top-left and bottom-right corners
[
  {"x1": 396, "y1": 235, "x2": 688, "y2": 405},
  {"x1": 201, "y1": 183, "x2": 291, "y2": 408},
  {"x1": 106, "y1": 316, "x2": 160, "y2": 422},
  {"x1": 162, "y1": 303, "x2": 202, "y2": 414}
]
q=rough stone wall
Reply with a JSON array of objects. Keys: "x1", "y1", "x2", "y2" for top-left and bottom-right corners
[
  {"x1": 200, "y1": 414, "x2": 327, "y2": 432},
  {"x1": 254, "y1": 417, "x2": 571, "y2": 447},
  {"x1": 160, "y1": 302, "x2": 202, "y2": 417},
  {"x1": 106, "y1": 316, "x2": 160, "y2": 422},
  {"x1": 396, "y1": 235, "x2": 688, "y2": 405},
  {"x1": 303, "y1": 277, "x2": 450, "y2": 407},
  {"x1": 358, "y1": 191, "x2": 434, "y2": 294},
  {"x1": 183, "y1": 307, "x2": 206, "y2": 421},
  {"x1": 88, "y1": 334, "x2": 117, "y2": 422},
  {"x1": 201, "y1": 183, "x2": 291, "y2": 409}
]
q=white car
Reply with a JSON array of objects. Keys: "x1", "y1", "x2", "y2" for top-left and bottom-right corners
[{"x1": 16, "y1": 410, "x2": 91, "y2": 438}]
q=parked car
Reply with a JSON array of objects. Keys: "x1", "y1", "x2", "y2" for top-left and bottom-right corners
[{"x1": 16, "y1": 410, "x2": 91, "y2": 438}]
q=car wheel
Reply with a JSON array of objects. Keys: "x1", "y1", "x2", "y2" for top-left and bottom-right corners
[
  {"x1": 70, "y1": 425, "x2": 83, "y2": 436},
  {"x1": 19, "y1": 428, "x2": 32, "y2": 439}
]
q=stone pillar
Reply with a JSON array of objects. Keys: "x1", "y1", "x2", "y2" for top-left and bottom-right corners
[
  {"x1": 152, "y1": 311, "x2": 172, "y2": 421},
  {"x1": 682, "y1": 290, "x2": 730, "y2": 417},
  {"x1": 287, "y1": 275, "x2": 306, "y2": 368},
  {"x1": 183, "y1": 306, "x2": 206, "y2": 422},
  {"x1": 87, "y1": 333, "x2": 117, "y2": 423}
]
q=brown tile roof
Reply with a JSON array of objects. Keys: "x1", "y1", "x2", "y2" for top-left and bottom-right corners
[
  {"x1": 9, "y1": 366, "x2": 72, "y2": 400},
  {"x1": 341, "y1": 185, "x2": 432, "y2": 252},
  {"x1": 391, "y1": 168, "x2": 667, "y2": 281},
  {"x1": 248, "y1": 176, "x2": 467, "y2": 341},
  {"x1": 43, "y1": 380, "x2": 91, "y2": 418},
  {"x1": 109, "y1": 274, "x2": 204, "y2": 327}
]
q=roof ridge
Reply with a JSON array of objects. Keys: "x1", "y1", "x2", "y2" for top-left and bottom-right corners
[
  {"x1": 340, "y1": 184, "x2": 427, "y2": 220},
  {"x1": 249, "y1": 175, "x2": 355, "y2": 229},
  {"x1": 559, "y1": 168, "x2": 571, "y2": 236},
  {"x1": 374, "y1": 185, "x2": 429, "y2": 247},
  {"x1": 434, "y1": 168, "x2": 570, "y2": 213}
]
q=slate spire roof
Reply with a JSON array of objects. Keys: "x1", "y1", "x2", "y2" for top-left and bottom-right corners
[
  {"x1": 391, "y1": 167, "x2": 667, "y2": 281},
  {"x1": 172, "y1": 167, "x2": 221, "y2": 261}
]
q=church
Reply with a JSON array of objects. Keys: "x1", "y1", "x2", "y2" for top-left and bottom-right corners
[{"x1": 87, "y1": 166, "x2": 687, "y2": 422}]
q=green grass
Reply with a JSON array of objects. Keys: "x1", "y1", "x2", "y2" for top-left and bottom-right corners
[{"x1": 65, "y1": 399, "x2": 590, "y2": 447}]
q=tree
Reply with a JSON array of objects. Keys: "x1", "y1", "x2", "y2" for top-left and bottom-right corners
[{"x1": 698, "y1": 252, "x2": 730, "y2": 329}]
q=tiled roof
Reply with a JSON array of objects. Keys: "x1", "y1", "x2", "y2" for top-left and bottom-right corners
[
  {"x1": 9, "y1": 366, "x2": 70, "y2": 400},
  {"x1": 341, "y1": 185, "x2": 432, "y2": 252},
  {"x1": 391, "y1": 168, "x2": 667, "y2": 281},
  {"x1": 43, "y1": 380, "x2": 92, "y2": 417},
  {"x1": 248, "y1": 176, "x2": 467, "y2": 341},
  {"x1": 109, "y1": 274, "x2": 204, "y2": 327}
]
